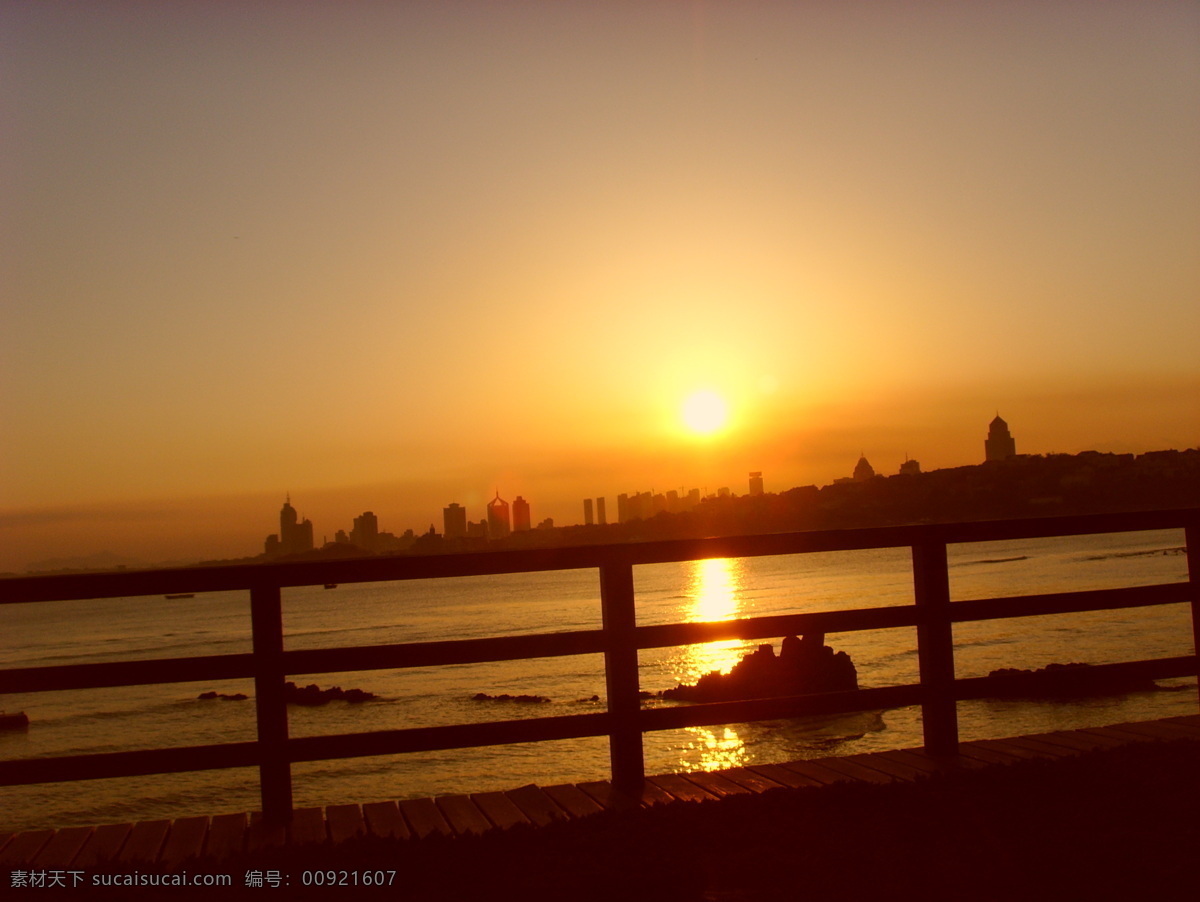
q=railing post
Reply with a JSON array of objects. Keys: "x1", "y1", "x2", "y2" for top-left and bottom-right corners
[
  {"x1": 913, "y1": 540, "x2": 959, "y2": 755},
  {"x1": 599, "y1": 560, "x2": 645, "y2": 792},
  {"x1": 1186, "y1": 522, "x2": 1200, "y2": 714},
  {"x1": 250, "y1": 584, "x2": 292, "y2": 824}
]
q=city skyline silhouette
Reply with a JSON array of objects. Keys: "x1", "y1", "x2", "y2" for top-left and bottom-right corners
[{"x1": 2, "y1": 3, "x2": 1197, "y2": 572}]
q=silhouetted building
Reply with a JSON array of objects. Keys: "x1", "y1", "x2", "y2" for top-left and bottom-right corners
[
  {"x1": 618, "y1": 492, "x2": 653, "y2": 523},
  {"x1": 899, "y1": 458, "x2": 921, "y2": 476},
  {"x1": 583, "y1": 498, "x2": 594, "y2": 526},
  {"x1": 350, "y1": 511, "x2": 379, "y2": 552},
  {"x1": 512, "y1": 496, "x2": 531, "y2": 532},
  {"x1": 596, "y1": 497, "x2": 607, "y2": 525},
  {"x1": 749, "y1": 472, "x2": 764, "y2": 496},
  {"x1": 853, "y1": 456, "x2": 876, "y2": 481},
  {"x1": 986, "y1": 415, "x2": 1017, "y2": 462},
  {"x1": 443, "y1": 503, "x2": 467, "y2": 540},
  {"x1": 265, "y1": 495, "x2": 314, "y2": 556},
  {"x1": 487, "y1": 492, "x2": 511, "y2": 539}
]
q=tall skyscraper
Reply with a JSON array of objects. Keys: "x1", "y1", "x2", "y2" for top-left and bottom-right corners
[
  {"x1": 270, "y1": 495, "x2": 314, "y2": 556},
  {"x1": 350, "y1": 511, "x2": 379, "y2": 551},
  {"x1": 596, "y1": 497, "x2": 607, "y2": 526},
  {"x1": 512, "y1": 496, "x2": 531, "y2": 532},
  {"x1": 748, "y1": 472, "x2": 764, "y2": 496},
  {"x1": 985, "y1": 415, "x2": 1017, "y2": 462},
  {"x1": 487, "y1": 492, "x2": 511, "y2": 539},
  {"x1": 583, "y1": 498, "x2": 594, "y2": 526},
  {"x1": 443, "y1": 503, "x2": 467, "y2": 539}
]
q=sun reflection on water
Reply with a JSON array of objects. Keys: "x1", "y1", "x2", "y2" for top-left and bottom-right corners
[
  {"x1": 681, "y1": 725, "x2": 748, "y2": 772},
  {"x1": 675, "y1": 558, "x2": 751, "y2": 772},
  {"x1": 676, "y1": 557, "x2": 749, "y2": 684}
]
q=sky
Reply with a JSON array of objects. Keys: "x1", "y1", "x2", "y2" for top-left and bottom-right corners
[{"x1": 2, "y1": 1, "x2": 1198, "y2": 571}]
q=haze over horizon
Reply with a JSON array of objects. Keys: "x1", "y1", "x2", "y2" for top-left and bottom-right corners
[{"x1": 3, "y1": 2, "x2": 1198, "y2": 572}]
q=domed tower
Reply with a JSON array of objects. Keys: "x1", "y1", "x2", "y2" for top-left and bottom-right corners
[
  {"x1": 985, "y1": 415, "x2": 1017, "y2": 462},
  {"x1": 853, "y1": 455, "x2": 876, "y2": 481}
]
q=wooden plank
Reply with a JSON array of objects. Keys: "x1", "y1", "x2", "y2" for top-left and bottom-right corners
[
  {"x1": 647, "y1": 772, "x2": 720, "y2": 803},
  {"x1": 681, "y1": 770, "x2": 753, "y2": 798},
  {"x1": 1026, "y1": 730, "x2": 1127, "y2": 753},
  {"x1": 575, "y1": 780, "x2": 623, "y2": 810},
  {"x1": 32, "y1": 826, "x2": 93, "y2": 868},
  {"x1": 435, "y1": 794, "x2": 492, "y2": 836},
  {"x1": 876, "y1": 748, "x2": 978, "y2": 773},
  {"x1": 471, "y1": 791, "x2": 531, "y2": 831},
  {"x1": 843, "y1": 753, "x2": 926, "y2": 781},
  {"x1": 576, "y1": 779, "x2": 674, "y2": 810},
  {"x1": 362, "y1": 801, "x2": 410, "y2": 841},
  {"x1": 160, "y1": 816, "x2": 209, "y2": 866},
  {"x1": 717, "y1": 766, "x2": 787, "y2": 794},
  {"x1": 205, "y1": 813, "x2": 247, "y2": 860},
  {"x1": 246, "y1": 811, "x2": 287, "y2": 851},
  {"x1": 744, "y1": 763, "x2": 827, "y2": 789},
  {"x1": 1080, "y1": 725, "x2": 1159, "y2": 744},
  {"x1": 1163, "y1": 715, "x2": 1200, "y2": 728},
  {"x1": 73, "y1": 823, "x2": 131, "y2": 868},
  {"x1": 503, "y1": 784, "x2": 567, "y2": 828},
  {"x1": 0, "y1": 830, "x2": 54, "y2": 867},
  {"x1": 955, "y1": 741, "x2": 1027, "y2": 765},
  {"x1": 971, "y1": 739, "x2": 1054, "y2": 762},
  {"x1": 1000, "y1": 736, "x2": 1082, "y2": 759},
  {"x1": 1155, "y1": 717, "x2": 1200, "y2": 736},
  {"x1": 541, "y1": 783, "x2": 605, "y2": 820},
  {"x1": 326, "y1": 804, "x2": 366, "y2": 845},
  {"x1": 777, "y1": 759, "x2": 858, "y2": 786},
  {"x1": 399, "y1": 798, "x2": 451, "y2": 840},
  {"x1": 289, "y1": 807, "x2": 327, "y2": 846},
  {"x1": 1102, "y1": 721, "x2": 1200, "y2": 741},
  {"x1": 117, "y1": 819, "x2": 170, "y2": 864},
  {"x1": 812, "y1": 756, "x2": 899, "y2": 785}
]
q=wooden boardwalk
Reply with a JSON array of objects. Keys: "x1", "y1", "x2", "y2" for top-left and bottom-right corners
[{"x1": 2, "y1": 714, "x2": 1198, "y2": 870}]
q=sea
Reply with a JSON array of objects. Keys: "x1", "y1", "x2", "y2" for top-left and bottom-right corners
[{"x1": 0, "y1": 528, "x2": 1194, "y2": 834}]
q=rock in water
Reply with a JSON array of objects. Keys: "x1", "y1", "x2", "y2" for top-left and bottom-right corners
[
  {"x1": 986, "y1": 662, "x2": 1159, "y2": 698},
  {"x1": 660, "y1": 634, "x2": 857, "y2": 702},
  {"x1": 471, "y1": 692, "x2": 551, "y2": 704},
  {"x1": 284, "y1": 681, "x2": 377, "y2": 705}
]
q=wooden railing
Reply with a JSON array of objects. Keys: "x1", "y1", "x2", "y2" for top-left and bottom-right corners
[{"x1": 2, "y1": 509, "x2": 1198, "y2": 824}]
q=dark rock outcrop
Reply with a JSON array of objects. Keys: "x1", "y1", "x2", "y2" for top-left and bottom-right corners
[
  {"x1": 198, "y1": 691, "x2": 248, "y2": 701},
  {"x1": 0, "y1": 711, "x2": 29, "y2": 730},
  {"x1": 985, "y1": 662, "x2": 1159, "y2": 698},
  {"x1": 472, "y1": 693, "x2": 550, "y2": 704},
  {"x1": 284, "y1": 682, "x2": 377, "y2": 705},
  {"x1": 660, "y1": 634, "x2": 857, "y2": 702}
]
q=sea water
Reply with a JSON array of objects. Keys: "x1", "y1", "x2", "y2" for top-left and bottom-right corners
[{"x1": 0, "y1": 529, "x2": 1193, "y2": 833}]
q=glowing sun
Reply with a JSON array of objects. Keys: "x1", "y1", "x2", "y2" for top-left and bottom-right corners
[{"x1": 681, "y1": 390, "x2": 730, "y2": 435}]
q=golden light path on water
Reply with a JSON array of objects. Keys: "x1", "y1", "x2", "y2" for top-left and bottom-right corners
[{"x1": 677, "y1": 557, "x2": 750, "y2": 772}]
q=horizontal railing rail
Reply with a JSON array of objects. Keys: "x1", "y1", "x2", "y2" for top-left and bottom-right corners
[{"x1": 1, "y1": 508, "x2": 1197, "y2": 824}]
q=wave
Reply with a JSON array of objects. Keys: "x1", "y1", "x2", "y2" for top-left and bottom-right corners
[
  {"x1": 961, "y1": 555, "x2": 1029, "y2": 566},
  {"x1": 1082, "y1": 547, "x2": 1185, "y2": 562}
]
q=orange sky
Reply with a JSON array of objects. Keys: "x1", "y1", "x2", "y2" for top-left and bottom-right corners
[{"x1": 2, "y1": 2, "x2": 1198, "y2": 571}]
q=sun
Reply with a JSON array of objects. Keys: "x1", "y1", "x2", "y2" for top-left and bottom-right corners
[{"x1": 681, "y1": 390, "x2": 730, "y2": 436}]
